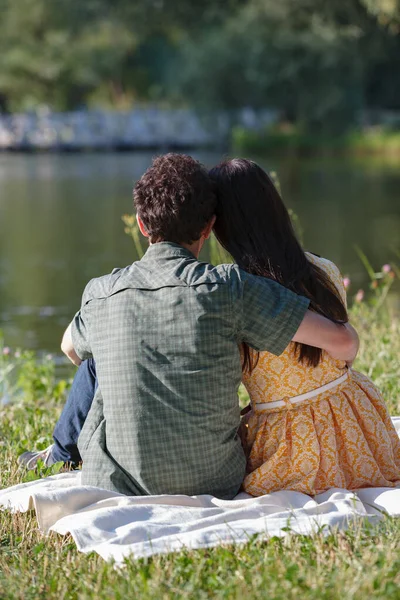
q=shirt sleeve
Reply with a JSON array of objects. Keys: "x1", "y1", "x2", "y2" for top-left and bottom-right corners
[
  {"x1": 70, "y1": 279, "x2": 95, "y2": 361},
  {"x1": 235, "y1": 268, "x2": 310, "y2": 355}
]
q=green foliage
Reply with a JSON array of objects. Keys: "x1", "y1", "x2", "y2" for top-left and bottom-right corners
[
  {"x1": 207, "y1": 234, "x2": 233, "y2": 266},
  {"x1": 0, "y1": 344, "x2": 72, "y2": 466},
  {"x1": 177, "y1": 0, "x2": 366, "y2": 132},
  {"x1": 232, "y1": 124, "x2": 400, "y2": 156},
  {"x1": 0, "y1": 0, "x2": 143, "y2": 111},
  {"x1": 16, "y1": 352, "x2": 69, "y2": 406},
  {"x1": 347, "y1": 259, "x2": 399, "y2": 414},
  {"x1": 346, "y1": 128, "x2": 400, "y2": 155},
  {"x1": 350, "y1": 250, "x2": 399, "y2": 323},
  {"x1": 361, "y1": 0, "x2": 400, "y2": 27},
  {"x1": 0, "y1": 0, "x2": 240, "y2": 111},
  {"x1": 0, "y1": 0, "x2": 399, "y2": 132},
  {"x1": 1, "y1": 339, "x2": 68, "y2": 407},
  {"x1": 122, "y1": 214, "x2": 147, "y2": 258},
  {"x1": 0, "y1": 341, "x2": 24, "y2": 406}
]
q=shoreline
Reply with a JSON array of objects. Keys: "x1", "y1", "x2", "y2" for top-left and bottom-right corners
[
  {"x1": 1, "y1": 109, "x2": 399, "y2": 156},
  {"x1": 232, "y1": 126, "x2": 400, "y2": 158}
]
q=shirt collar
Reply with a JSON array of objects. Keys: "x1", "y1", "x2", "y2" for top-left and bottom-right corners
[{"x1": 140, "y1": 241, "x2": 197, "y2": 262}]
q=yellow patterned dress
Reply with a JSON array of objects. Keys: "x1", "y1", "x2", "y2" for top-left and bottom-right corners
[{"x1": 241, "y1": 253, "x2": 400, "y2": 496}]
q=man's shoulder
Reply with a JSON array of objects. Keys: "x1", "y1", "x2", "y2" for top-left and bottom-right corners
[
  {"x1": 81, "y1": 266, "x2": 133, "y2": 303},
  {"x1": 82, "y1": 261, "x2": 246, "y2": 300},
  {"x1": 181, "y1": 260, "x2": 243, "y2": 287}
]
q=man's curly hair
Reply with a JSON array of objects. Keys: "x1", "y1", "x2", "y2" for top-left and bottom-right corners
[{"x1": 133, "y1": 153, "x2": 216, "y2": 245}]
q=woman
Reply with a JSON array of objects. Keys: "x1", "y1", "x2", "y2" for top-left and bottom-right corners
[{"x1": 209, "y1": 158, "x2": 400, "y2": 496}]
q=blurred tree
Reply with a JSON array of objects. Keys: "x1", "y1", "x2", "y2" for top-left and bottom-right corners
[
  {"x1": 361, "y1": 0, "x2": 400, "y2": 27},
  {"x1": 176, "y1": 0, "x2": 399, "y2": 131},
  {"x1": 0, "y1": 0, "x2": 243, "y2": 111},
  {"x1": 0, "y1": 0, "x2": 139, "y2": 110},
  {"x1": 0, "y1": 0, "x2": 398, "y2": 128}
]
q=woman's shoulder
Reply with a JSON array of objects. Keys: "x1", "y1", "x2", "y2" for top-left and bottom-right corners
[
  {"x1": 305, "y1": 252, "x2": 346, "y2": 305},
  {"x1": 305, "y1": 252, "x2": 341, "y2": 278}
]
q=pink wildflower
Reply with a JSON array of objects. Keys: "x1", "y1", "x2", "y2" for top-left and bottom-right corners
[
  {"x1": 382, "y1": 264, "x2": 391, "y2": 274},
  {"x1": 2, "y1": 347, "x2": 10, "y2": 355},
  {"x1": 343, "y1": 277, "x2": 351, "y2": 289},
  {"x1": 355, "y1": 289, "x2": 364, "y2": 303}
]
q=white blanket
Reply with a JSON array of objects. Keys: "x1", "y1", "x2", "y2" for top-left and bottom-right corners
[{"x1": 1, "y1": 417, "x2": 400, "y2": 566}]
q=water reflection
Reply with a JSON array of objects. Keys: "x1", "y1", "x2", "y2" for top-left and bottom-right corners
[{"x1": 0, "y1": 152, "x2": 399, "y2": 352}]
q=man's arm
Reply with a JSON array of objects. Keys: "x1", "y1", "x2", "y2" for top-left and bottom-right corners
[
  {"x1": 61, "y1": 322, "x2": 82, "y2": 367},
  {"x1": 292, "y1": 310, "x2": 359, "y2": 365},
  {"x1": 61, "y1": 278, "x2": 95, "y2": 365}
]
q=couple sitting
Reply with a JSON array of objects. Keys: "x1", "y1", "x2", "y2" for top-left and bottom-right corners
[{"x1": 19, "y1": 154, "x2": 400, "y2": 498}]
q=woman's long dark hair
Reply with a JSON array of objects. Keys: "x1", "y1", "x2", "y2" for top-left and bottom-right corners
[{"x1": 209, "y1": 158, "x2": 348, "y2": 372}]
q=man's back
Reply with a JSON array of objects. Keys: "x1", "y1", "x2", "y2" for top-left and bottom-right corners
[
  {"x1": 73, "y1": 242, "x2": 308, "y2": 498},
  {"x1": 75, "y1": 242, "x2": 246, "y2": 498}
]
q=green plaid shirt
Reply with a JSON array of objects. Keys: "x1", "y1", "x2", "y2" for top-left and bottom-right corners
[{"x1": 72, "y1": 242, "x2": 309, "y2": 498}]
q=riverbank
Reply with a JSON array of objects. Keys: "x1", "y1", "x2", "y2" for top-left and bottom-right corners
[
  {"x1": 0, "y1": 272, "x2": 399, "y2": 598},
  {"x1": 2, "y1": 108, "x2": 399, "y2": 156},
  {"x1": 232, "y1": 125, "x2": 400, "y2": 157}
]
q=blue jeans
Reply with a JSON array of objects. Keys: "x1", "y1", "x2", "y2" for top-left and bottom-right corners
[{"x1": 52, "y1": 359, "x2": 97, "y2": 464}]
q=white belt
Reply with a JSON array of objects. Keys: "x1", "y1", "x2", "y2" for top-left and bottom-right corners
[{"x1": 254, "y1": 370, "x2": 349, "y2": 413}]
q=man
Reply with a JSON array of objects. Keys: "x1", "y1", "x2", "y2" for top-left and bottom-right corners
[{"x1": 19, "y1": 154, "x2": 358, "y2": 498}]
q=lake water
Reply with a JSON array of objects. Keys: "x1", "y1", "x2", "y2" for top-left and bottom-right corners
[{"x1": 0, "y1": 152, "x2": 399, "y2": 354}]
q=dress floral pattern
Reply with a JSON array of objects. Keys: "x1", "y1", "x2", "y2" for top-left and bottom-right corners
[{"x1": 241, "y1": 254, "x2": 400, "y2": 496}]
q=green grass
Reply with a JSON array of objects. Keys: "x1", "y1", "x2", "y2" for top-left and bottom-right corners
[{"x1": 1, "y1": 294, "x2": 400, "y2": 598}]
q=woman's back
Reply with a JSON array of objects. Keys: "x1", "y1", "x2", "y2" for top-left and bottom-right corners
[
  {"x1": 241, "y1": 254, "x2": 400, "y2": 496},
  {"x1": 242, "y1": 254, "x2": 347, "y2": 402}
]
